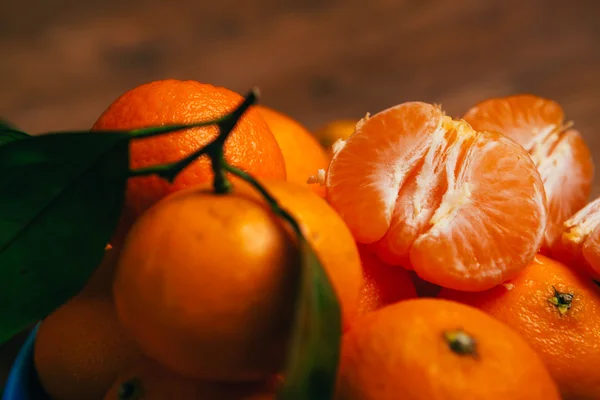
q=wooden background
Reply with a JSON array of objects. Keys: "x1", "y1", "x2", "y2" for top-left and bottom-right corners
[{"x1": 1, "y1": 0, "x2": 599, "y2": 392}]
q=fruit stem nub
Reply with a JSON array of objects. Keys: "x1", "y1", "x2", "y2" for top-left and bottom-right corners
[
  {"x1": 117, "y1": 378, "x2": 143, "y2": 400},
  {"x1": 548, "y1": 286, "x2": 574, "y2": 316},
  {"x1": 444, "y1": 329, "x2": 478, "y2": 358}
]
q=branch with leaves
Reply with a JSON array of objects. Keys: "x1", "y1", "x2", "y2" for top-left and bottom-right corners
[{"x1": 0, "y1": 90, "x2": 341, "y2": 400}]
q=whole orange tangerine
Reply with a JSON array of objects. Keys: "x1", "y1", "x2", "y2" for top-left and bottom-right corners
[
  {"x1": 336, "y1": 298, "x2": 560, "y2": 400},
  {"x1": 439, "y1": 254, "x2": 600, "y2": 399},
  {"x1": 256, "y1": 105, "x2": 329, "y2": 197},
  {"x1": 113, "y1": 179, "x2": 362, "y2": 381},
  {"x1": 91, "y1": 79, "x2": 287, "y2": 244}
]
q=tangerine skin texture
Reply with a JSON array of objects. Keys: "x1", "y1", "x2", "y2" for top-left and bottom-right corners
[
  {"x1": 92, "y1": 79, "x2": 287, "y2": 223},
  {"x1": 113, "y1": 180, "x2": 362, "y2": 382},
  {"x1": 34, "y1": 248, "x2": 143, "y2": 400},
  {"x1": 440, "y1": 254, "x2": 600, "y2": 399},
  {"x1": 336, "y1": 298, "x2": 560, "y2": 400},
  {"x1": 255, "y1": 105, "x2": 329, "y2": 197}
]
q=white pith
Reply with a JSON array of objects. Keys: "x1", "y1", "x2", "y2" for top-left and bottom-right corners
[{"x1": 563, "y1": 198, "x2": 600, "y2": 244}]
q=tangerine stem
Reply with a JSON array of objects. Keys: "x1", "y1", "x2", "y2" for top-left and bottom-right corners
[
  {"x1": 210, "y1": 150, "x2": 232, "y2": 194},
  {"x1": 127, "y1": 87, "x2": 260, "y2": 187},
  {"x1": 214, "y1": 87, "x2": 260, "y2": 146},
  {"x1": 222, "y1": 163, "x2": 303, "y2": 235},
  {"x1": 127, "y1": 120, "x2": 226, "y2": 139}
]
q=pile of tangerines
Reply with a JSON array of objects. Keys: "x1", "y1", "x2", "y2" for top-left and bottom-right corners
[{"x1": 32, "y1": 79, "x2": 600, "y2": 400}]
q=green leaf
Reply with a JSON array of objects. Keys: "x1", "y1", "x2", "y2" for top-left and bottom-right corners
[
  {"x1": 0, "y1": 131, "x2": 130, "y2": 344},
  {"x1": 277, "y1": 238, "x2": 342, "y2": 400},
  {"x1": 0, "y1": 120, "x2": 29, "y2": 145},
  {"x1": 0, "y1": 119, "x2": 18, "y2": 131},
  {"x1": 0, "y1": 130, "x2": 29, "y2": 147}
]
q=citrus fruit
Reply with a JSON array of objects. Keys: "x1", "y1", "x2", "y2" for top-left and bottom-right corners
[
  {"x1": 103, "y1": 362, "x2": 274, "y2": 400},
  {"x1": 313, "y1": 119, "x2": 360, "y2": 157},
  {"x1": 336, "y1": 298, "x2": 560, "y2": 400},
  {"x1": 34, "y1": 250, "x2": 142, "y2": 400},
  {"x1": 91, "y1": 79, "x2": 287, "y2": 242},
  {"x1": 439, "y1": 254, "x2": 600, "y2": 399},
  {"x1": 357, "y1": 244, "x2": 416, "y2": 315},
  {"x1": 325, "y1": 101, "x2": 548, "y2": 291},
  {"x1": 255, "y1": 105, "x2": 329, "y2": 196},
  {"x1": 552, "y1": 196, "x2": 600, "y2": 280},
  {"x1": 113, "y1": 179, "x2": 362, "y2": 381},
  {"x1": 463, "y1": 94, "x2": 594, "y2": 251}
]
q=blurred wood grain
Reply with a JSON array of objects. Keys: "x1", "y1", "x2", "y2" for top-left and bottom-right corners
[{"x1": 1, "y1": 0, "x2": 600, "y2": 392}]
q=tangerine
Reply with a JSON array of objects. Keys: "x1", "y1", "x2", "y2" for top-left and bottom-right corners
[
  {"x1": 463, "y1": 94, "x2": 594, "y2": 251},
  {"x1": 34, "y1": 249, "x2": 142, "y2": 400},
  {"x1": 113, "y1": 180, "x2": 362, "y2": 381},
  {"x1": 91, "y1": 79, "x2": 287, "y2": 243},
  {"x1": 255, "y1": 105, "x2": 329, "y2": 196},
  {"x1": 439, "y1": 254, "x2": 600, "y2": 399},
  {"x1": 313, "y1": 119, "x2": 360, "y2": 157},
  {"x1": 325, "y1": 101, "x2": 547, "y2": 291},
  {"x1": 336, "y1": 298, "x2": 560, "y2": 400}
]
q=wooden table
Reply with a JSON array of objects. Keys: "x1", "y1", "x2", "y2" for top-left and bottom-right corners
[{"x1": 1, "y1": 0, "x2": 599, "y2": 392}]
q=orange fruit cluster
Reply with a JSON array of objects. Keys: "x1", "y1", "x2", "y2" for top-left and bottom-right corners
[
  {"x1": 32, "y1": 80, "x2": 600, "y2": 400},
  {"x1": 321, "y1": 94, "x2": 600, "y2": 399}
]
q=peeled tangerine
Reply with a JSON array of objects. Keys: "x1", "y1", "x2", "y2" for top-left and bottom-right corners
[
  {"x1": 464, "y1": 94, "x2": 594, "y2": 252},
  {"x1": 552, "y1": 196, "x2": 600, "y2": 280},
  {"x1": 325, "y1": 101, "x2": 548, "y2": 291}
]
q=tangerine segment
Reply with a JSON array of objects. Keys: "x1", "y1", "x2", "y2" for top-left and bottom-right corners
[
  {"x1": 326, "y1": 102, "x2": 547, "y2": 291},
  {"x1": 326, "y1": 102, "x2": 445, "y2": 243},
  {"x1": 464, "y1": 95, "x2": 594, "y2": 250},
  {"x1": 463, "y1": 94, "x2": 564, "y2": 152},
  {"x1": 538, "y1": 129, "x2": 594, "y2": 250},
  {"x1": 552, "y1": 196, "x2": 600, "y2": 280},
  {"x1": 409, "y1": 130, "x2": 548, "y2": 291}
]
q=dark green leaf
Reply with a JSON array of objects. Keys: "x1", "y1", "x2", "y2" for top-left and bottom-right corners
[
  {"x1": 0, "y1": 131, "x2": 130, "y2": 344},
  {"x1": 0, "y1": 130, "x2": 29, "y2": 146},
  {"x1": 0, "y1": 119, "x2": 18, "y2": 131},
  {"x1": 0, "y1": 119, "x2": 29, "y2": 146},
  {"x1": 277, "y1": 238, "x2": 342, "y2": 400}
]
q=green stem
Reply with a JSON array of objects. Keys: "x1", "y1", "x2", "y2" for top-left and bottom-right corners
[
  {"x1": 128, "y1": 120, "x2": 225, "y2": 139},
  {"x1": 127, "y1": 87, "x2": 260, "y2": 185},
  {"x1": 213, "y1": 87, "x2": 260, "y2": 146},
  {"x1": 223, "y1": 163, "x2": 302, "y2": 235},
  {"x1": 210, "y1": 149, "x2": 231, "y2": 194}
]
